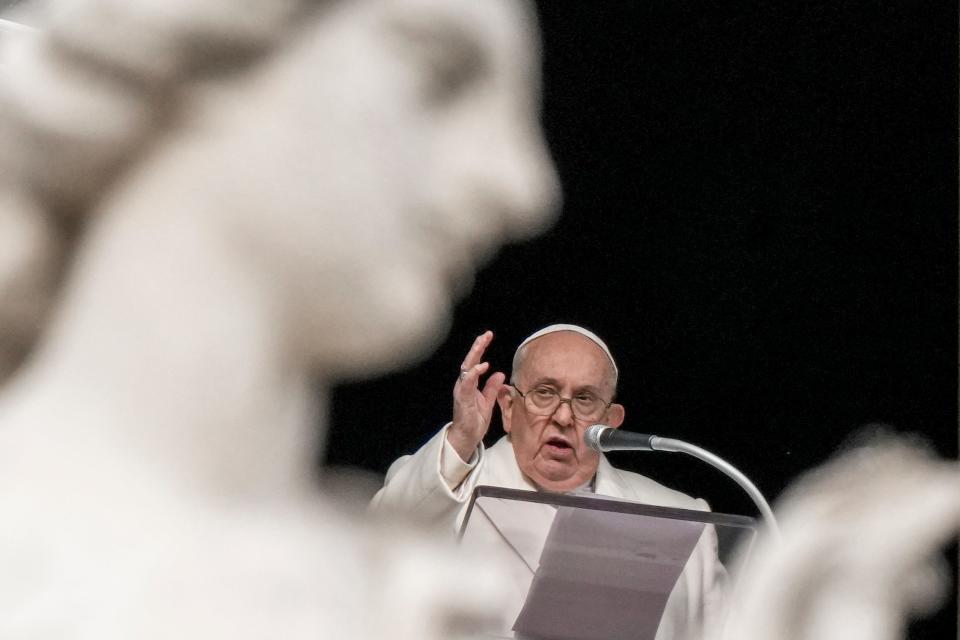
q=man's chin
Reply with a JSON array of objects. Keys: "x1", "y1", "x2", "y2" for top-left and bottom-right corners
[{"x1": 528, "y1": 462, "x2": 585, "y2": 493}]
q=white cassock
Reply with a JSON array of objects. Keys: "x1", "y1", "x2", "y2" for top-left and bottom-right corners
[{"x1": 371, "y1": 425, "x2": 728, "y2": 640}]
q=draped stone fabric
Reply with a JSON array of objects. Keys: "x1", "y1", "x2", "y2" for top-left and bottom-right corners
[{"x1": 723, "y1": 437, "x2": 960, "y2": 640}]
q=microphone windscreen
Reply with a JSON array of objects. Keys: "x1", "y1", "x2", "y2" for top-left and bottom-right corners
[{"x1": 583, "y1": 424, "x2": 610, "y2": 451}]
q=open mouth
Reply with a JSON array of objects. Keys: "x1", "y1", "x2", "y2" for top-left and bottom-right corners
[{"x1": 544, "y1": 436, "x2": 573, "y2": 455}]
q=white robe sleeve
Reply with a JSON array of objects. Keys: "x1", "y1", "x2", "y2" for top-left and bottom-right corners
[{"x1": 369, "y1": 424, "x2": 485, "y2": 531}]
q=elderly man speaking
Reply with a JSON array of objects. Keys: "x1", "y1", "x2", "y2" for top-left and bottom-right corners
[{"x1": 372, "y1": 324, "x2": 726, "y2": 640}]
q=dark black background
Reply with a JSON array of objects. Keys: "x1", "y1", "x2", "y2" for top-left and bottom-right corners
[{"x1": 328, "y1": 2, "x2": 957, "y2": 636}]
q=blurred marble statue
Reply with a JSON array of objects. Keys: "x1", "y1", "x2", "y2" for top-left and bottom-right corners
[
  {"x1": 0, "y1": 0, "x2": 559, "y2": 637},
  {"x1": 722, "y1": 435, "x2": 960, "y2": 640}
]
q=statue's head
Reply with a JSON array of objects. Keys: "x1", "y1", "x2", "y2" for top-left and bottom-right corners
[
  {"x1": 242, "y1": 0, "x2": 561, "y2": 376},
  {"x1": 0, "y1": 0, "x2": 560, "y2": 381}
]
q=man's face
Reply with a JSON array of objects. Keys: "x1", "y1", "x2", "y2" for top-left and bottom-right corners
[{"x1": 498, "y1": 331, "x2": 624, "y2": 492}]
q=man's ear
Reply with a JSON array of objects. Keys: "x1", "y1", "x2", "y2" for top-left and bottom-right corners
[
  {"x1": 604, "y1": 403, "x2": 625, "y2": 429},
  {"x1": 497, "y1": 386, "x2": 514, "y2": 433}
]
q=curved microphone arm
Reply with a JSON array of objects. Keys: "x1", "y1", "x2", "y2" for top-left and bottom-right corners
[
  {"x1": 585, "y1": 424, "x2": 780, "y2": 539},
  {"x1": 650, "y1": 436, "x2": 780, "y2": 540}
]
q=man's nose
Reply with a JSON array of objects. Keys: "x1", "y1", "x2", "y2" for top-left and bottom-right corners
[{"x1": 551, "y1": 399, "x2": 575, "y2": 428}]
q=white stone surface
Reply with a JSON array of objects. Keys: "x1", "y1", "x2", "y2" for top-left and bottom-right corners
[
  {"x1": 723, "y1": 438, "x2": 960, "y2": 640},
  {"x1": 0, "y1": 0, "x2": 559, "y2": 637}
]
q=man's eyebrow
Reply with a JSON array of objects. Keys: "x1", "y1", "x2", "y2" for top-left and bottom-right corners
[
  {"x1": 574, "y1": 385, "x2": 603, "y2": 396},
  {"x1": 530, "y1": 378, "x2": 603, "y2": 395}
]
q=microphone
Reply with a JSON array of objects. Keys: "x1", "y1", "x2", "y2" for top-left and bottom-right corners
[
  {"x1": 584, "y1": 424, "x2": 656, "y2": 452},
  {"x1": 584, "y1": 424, "x2": 781, "y2": 538}
]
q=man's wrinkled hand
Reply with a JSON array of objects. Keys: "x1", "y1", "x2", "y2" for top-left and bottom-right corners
[{"x1": 448, "y1": 330, "x2": 505, "y2": 462}]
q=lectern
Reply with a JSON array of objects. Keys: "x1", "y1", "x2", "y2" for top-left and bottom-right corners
[{"x1": 459, "y1": 486, "x2": 756, "y2": 640}]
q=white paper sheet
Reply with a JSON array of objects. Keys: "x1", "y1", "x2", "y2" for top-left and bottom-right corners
[{"x1": 512, "y1": 506, "x2": 705, "y2": 640}]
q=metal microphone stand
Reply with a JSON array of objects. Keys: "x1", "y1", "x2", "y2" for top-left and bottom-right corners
[{"x1": 586, "y1": 425, "x2": 780, "y2": 539}]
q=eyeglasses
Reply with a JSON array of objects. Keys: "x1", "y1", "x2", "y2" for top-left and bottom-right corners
[{"x1": 510, "y1": 384, "x2": 612, "y2": 422}]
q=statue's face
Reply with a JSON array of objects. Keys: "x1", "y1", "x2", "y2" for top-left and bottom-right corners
[
  {"x1": 259, "y1": 0, "x2": 560, "y2": 375},
  {"x1": 75, "y1": 0, "x2": 558, "y2": 377}
]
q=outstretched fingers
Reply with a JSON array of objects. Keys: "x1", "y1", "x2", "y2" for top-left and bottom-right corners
[
  {"x1": 449, "y1": 331, "x2": 503, "y2": 458},
  {"x1": 460, "y1": 330, "x2": 493, "y2": 371},
  {"x1": 481, "y1": 371, "x2": 506, "y2": 407},
  {"x1": 456, "y1": 330, "x2": 495, "y2": 389},
  {"x1": 457, "y1": 361, "x2": 490, "y2": 390}
]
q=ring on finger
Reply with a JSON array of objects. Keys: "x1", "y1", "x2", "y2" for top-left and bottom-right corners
[{"x1": 459, "y1": 368, "x2": 469, "y2": 380}]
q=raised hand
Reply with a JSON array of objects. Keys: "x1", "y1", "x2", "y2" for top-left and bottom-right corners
[{"x1": 447, "y1": 330, "x2": 505, "y2": 462}]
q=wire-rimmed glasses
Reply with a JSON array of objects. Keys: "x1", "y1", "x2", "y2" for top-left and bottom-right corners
[{"x1": 510, "y1": 383, "x2": 612, "y2": 422}]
